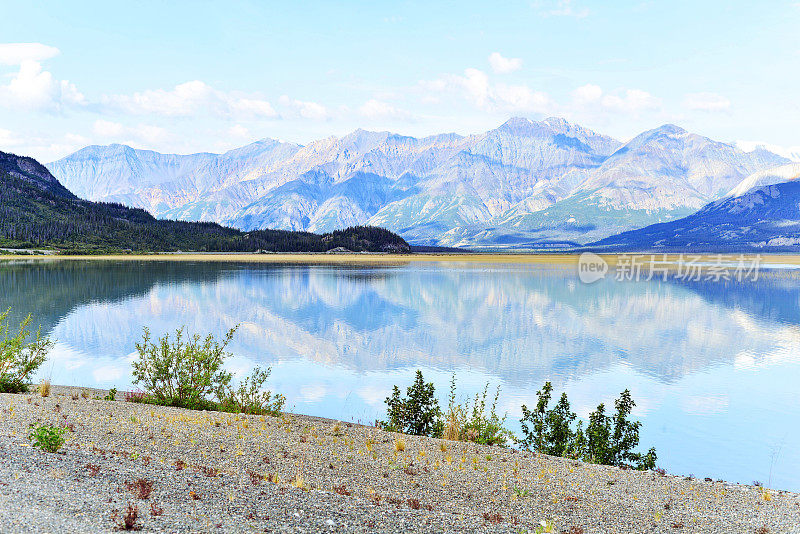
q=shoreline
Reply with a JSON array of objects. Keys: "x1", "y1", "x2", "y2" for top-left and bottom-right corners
[
  {"x1": 2, "y1": 251, "x2": 800, "y2": 267},
  {"x1": 1, "y1": 385, "x2": 798, "y2": 533}
]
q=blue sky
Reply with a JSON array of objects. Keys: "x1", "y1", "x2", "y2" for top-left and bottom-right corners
[{"x1": 1, "y1": 0, "x2": 799, "y2": 161}]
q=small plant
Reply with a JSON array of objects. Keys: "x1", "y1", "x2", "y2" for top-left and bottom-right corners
[
  {"x1": 482, "y1": 512, "x2": 503, "y2": 524},
  {"x1": 407, "y1": 498, "x2": 421, "y2": 510},
  {"x1": 38, "y1": 379, "x2": 51, "y2": 397},
  {"x1": 119, "y1": 504, "x2": 140, "y2": 531},
  {"x1": 291, "y1": 474, "x2": 306, "y2": 490},
  {"x1": 333, "y1": 484, "x2": 351, "y2": 496},
  {"x1": 149, "y1": 502, "x2": 163, "y2": 517},
  {"x1": 216, "y1": 367, "x2": 285, "y2": 416},
  {"x1": 28, "y1": 424, "x2": 66, "y2": 453},
  {"x1": 0, "y1": 309, "x2": 53, "y2": 393},
  {"x1": 443, "y1": 376, "x2": 513, "y2": 446},
  {"x1": 512, "y1": 486, "x2": 530, "y2": 498},
  {"x1": 247, "y1": 469, "x2": 261, "y2": 485},
  {"x1": 125, "y1": 479, "x2": 153, "y2": 500},
  {"x1": 104, "y1": 387, "x2": 117, "y2": 401},
  {"x1": 394, "y1": 438, "x2": 406, "y2": 452},
  {"x1": 124, "y1": 390, "x2": 145, "y2": 403},
  {"x1": 81, "y1": 390, "x2": 89, "y2": 399},
  {"x1": 380, "y1": 370, "x2": 442, "y2": 437},
  {"x1": 535, "y1": 520, "x2": 555, "y2": 534},
  {"x1": 85, "y1": 464, "x2": 101, "y2": 477},
  {"x1": 131, "y1": 326, "x2": 238, "y2": 410},
  {"x1": 197, "y1": 465, "x2": 219, "y2": 477}
]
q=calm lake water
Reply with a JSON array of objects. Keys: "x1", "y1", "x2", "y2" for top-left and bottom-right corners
[{"x1": 2, "y1": 259, "x2": 799, "y2": 491}]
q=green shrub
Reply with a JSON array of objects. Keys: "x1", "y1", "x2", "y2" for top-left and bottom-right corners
[
  {"x1": 0, "y1": 309, "x2": 53, "y2": 393},
  {"x1": 443, "y1": 376, "x2": 514, "y2": 446},
  {"x1": 104, "y1": 387, "x2": 117, "y2": 401},
  {"x1": 0, "y1": 375, "x2": 29, "y2": 393},
  {"x1": 520, "y1": 382, "x2": 657, "y2": 470},
  {"x1": 216, "y1": 366, "x2": 285, "y2": 416},
  {"x1": 29, "y1": 424, "x2": 66, "y2": 453},
  {"x1": 131, "y1": 326, "x2": 238, "y2": 410},
  {"x1": 380, "y1": 370, "x2": 443, "y2": 437}
]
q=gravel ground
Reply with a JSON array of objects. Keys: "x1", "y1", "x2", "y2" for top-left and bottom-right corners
[{"x1": 1, "y1": 386, "x2": 798, "y2": 533}]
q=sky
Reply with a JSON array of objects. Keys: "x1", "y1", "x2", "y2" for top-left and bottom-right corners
[{"x1": 1, "y1": 0, "x2": 799, "y2": 162}]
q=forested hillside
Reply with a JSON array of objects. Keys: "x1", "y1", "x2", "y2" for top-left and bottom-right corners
[{"x1": 0, "y1": 151, "x2": 410, "y2": 254}]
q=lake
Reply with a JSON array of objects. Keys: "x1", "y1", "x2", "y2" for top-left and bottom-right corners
[{"x1": 2, "y1": 258, "x2": 799, "y2": 491}]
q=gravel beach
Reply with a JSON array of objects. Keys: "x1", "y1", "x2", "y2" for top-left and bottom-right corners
[{"x1": 1, "y1": 386, "x2": 798, "y2": 533}]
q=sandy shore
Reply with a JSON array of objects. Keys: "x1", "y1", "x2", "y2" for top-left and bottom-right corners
[{"x1": 1, "y1": 386, "x2": 798, "y2": 533}]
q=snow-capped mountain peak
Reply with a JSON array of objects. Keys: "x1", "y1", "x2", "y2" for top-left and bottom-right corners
[{"x1": 725, "y1": 163, "x2": 800, "y2": 198}]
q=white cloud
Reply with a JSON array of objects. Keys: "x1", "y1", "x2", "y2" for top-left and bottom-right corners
[
  {"x1": 422, "y1": 68, "x2": 553, "y2": 114},
  {"x1": 488, "y1": 52, "x2": 523, "y2": 74},
  {"x1": 92, "y1": 365, "x2": 124, "y2": 383},
  {"x1": 298, "y1": 384, "x2": 327, "y2": 402},
  {"x1": 0, "y1": 43, "x2": 60, "y2": 65},
  {"x1": 228, "y1": 124, "x2": 251, "y2": 138},
  {"x1": 278, "y1": 95, "x2": 329, "y2": 120},
  {"x1": 571, "y1": 84, "x2": 661, "y2": 115},
  {"x1": 537, "y1": 0, "x2": 590, "y2": 18},
  {"x1": 0, "y1": 59, "x2": 85, "y2": 112},
  {"x1": 106, "y1": 80, "x2": 278, "y2": 119},
  {"x1": 494, "y1": 83, "x2": 552, "y2": 112},
  {"x1": 358, "y1": 99, "x2": 412, "y2": 120},
  {"x1": 92, "y1": 119, "x2": 168, "y2": 145},
  {"x1": 0, "y1": 128, "x2": 22, "y2": 148},
  {"x1": 736, "y1": 140, "x2": 800, "y2": 162},
  {"x1": 601, "y1": 89, "x2": 661, "y2": 113},
  {"x1": 93, "y1": 119, "x2": 125, "y2": 137},
  {"x1": 683, "y1": 92, "x2": 731, "y2": 112},
  {"x1": 572, "y1": 83, "x2": 603, "y2": 105}
]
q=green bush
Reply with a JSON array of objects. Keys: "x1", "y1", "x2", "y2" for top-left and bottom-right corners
[
  {"x1": 443, "y1": 376, "x2": 514, "y2": 446},
  {"x1": 380, "y1": 370, "x2": 443, "y2": 437},
  {"x1": 0, "y1": 309, "x2": 53, "y2": 393},
  {"x1": 216, "y1": 366, "x2": 285, "y2": 416},
  {"x1": 29, "y1": 424, "x2": 66, "y2": 453},
  {"x1": 104, "y1": 387, "x2": 117, "y2": 401},
  {"x1": 131, "y1": 326, "x2": 286, "y2": 416},
  {"x1": 131, "y1": 326, "x2": 238, "y2": 410},
  {"x1": 520, "y1": 382, "x2": 657, "y2": 470}
]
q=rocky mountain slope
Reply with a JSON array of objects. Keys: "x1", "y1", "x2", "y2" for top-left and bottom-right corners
[
  {"x1": 592, "y1": 163, "x2": 800, "y2": 251},
  {"x1": 47, "y1": 118, "x2": 788, "y2": 247}
]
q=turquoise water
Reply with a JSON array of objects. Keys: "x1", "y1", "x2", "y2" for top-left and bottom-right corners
[{"x1": 2, "y1": 259, "x2": 799, "y2": 491}]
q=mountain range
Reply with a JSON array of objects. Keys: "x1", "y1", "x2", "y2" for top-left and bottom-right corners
[
  {"x1": 593, "y1": 163, "x2": 800, "y2": 251},
  {"x1": 48, "y1": 117, "x2": 791, "y2": 248},
  {"x1": 0, "y1": 149, "x2": 410, "y2": 253}
]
